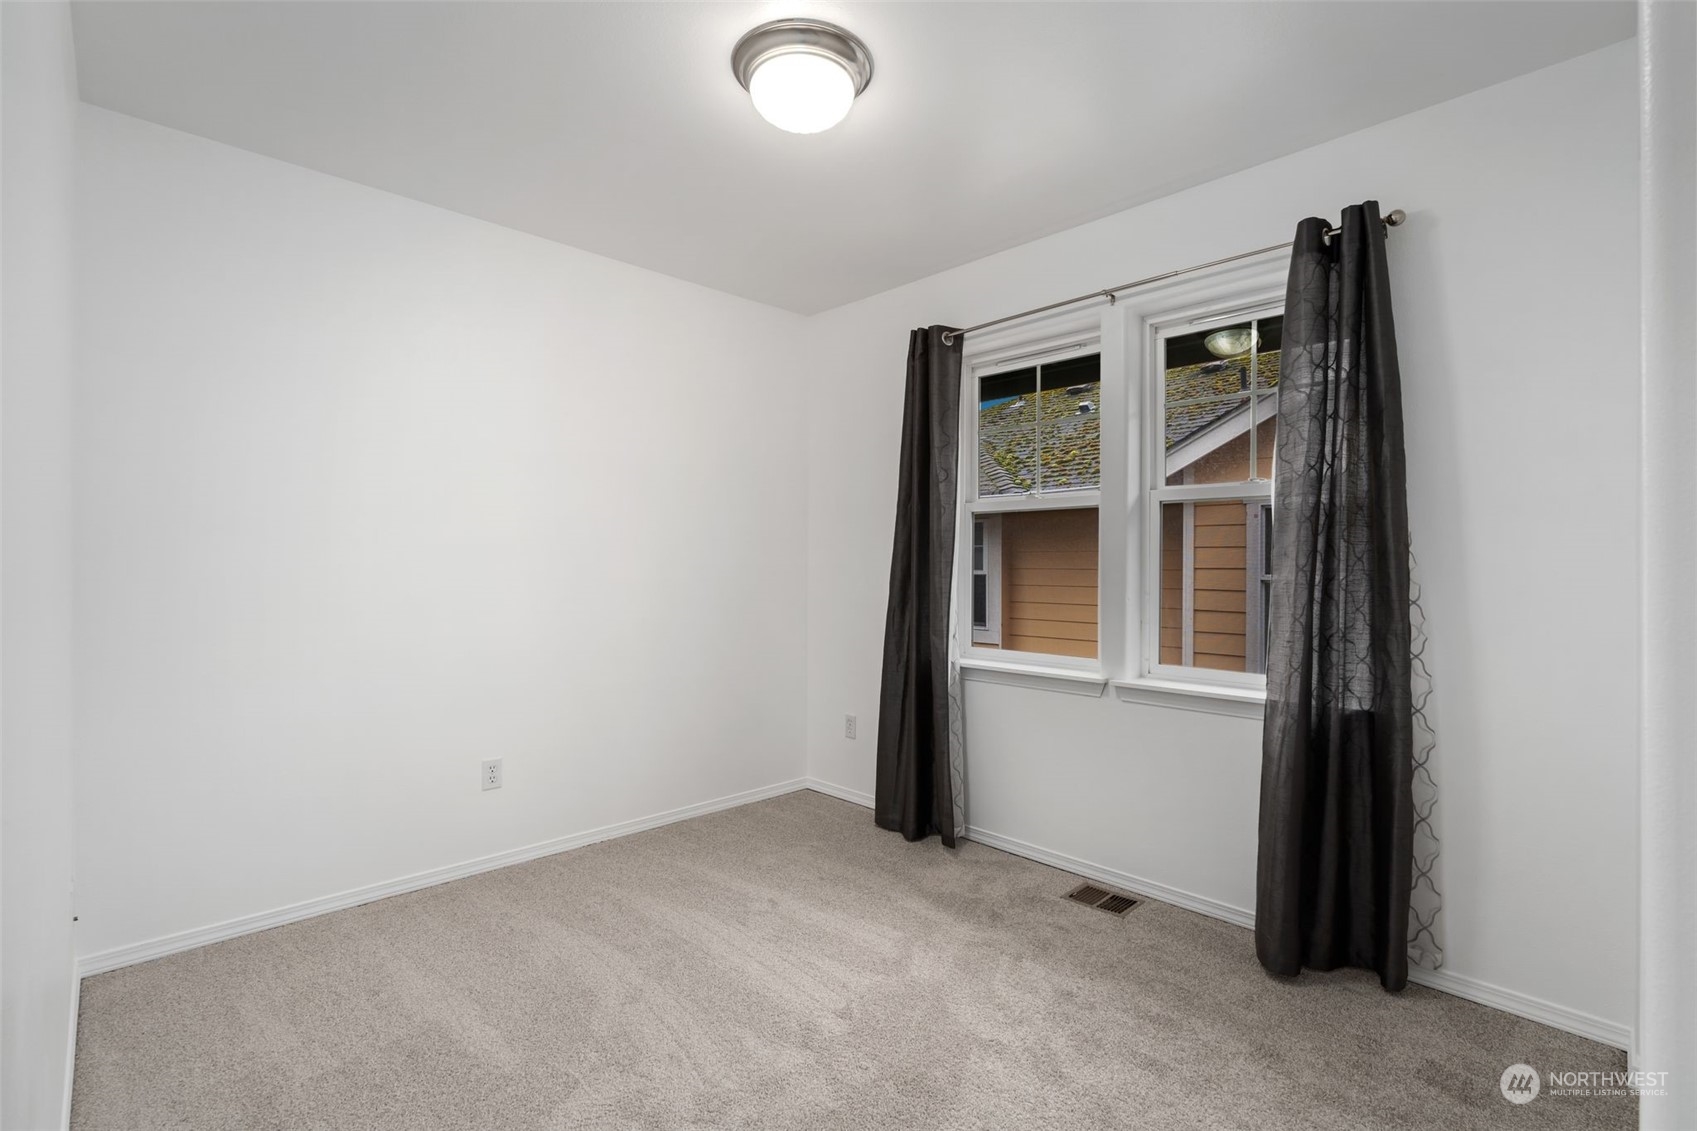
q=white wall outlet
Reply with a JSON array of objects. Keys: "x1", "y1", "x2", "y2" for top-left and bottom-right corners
[
  {"x1": 481, "y1": 758, "x2": 502, "y2": 791},
  {"x1": 844, "y1": 714, "x2": 857, "y2": 740}
]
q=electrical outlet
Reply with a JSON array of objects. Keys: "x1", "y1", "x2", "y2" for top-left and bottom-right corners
[
  {"x1": 844, "y1": 714, "x2": 857, "y2": 739},
  {"x1": 481, "y1": 758, "x2": 503, "y2": 791}
]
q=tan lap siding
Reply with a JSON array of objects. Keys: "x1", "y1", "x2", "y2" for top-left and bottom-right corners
[
  {"x1": 1001, "y1": 508, "x2": 1098, "y2": 659},
  {"x1": 1192, "y1": 501, "x2": 1248, "y2": 670}
]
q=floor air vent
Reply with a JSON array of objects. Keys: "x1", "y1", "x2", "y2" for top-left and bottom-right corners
[{"x1": 1065, "y1": 882, "x2": 1140, "y2": 916}]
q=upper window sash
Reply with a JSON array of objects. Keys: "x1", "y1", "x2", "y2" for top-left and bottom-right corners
[
  {"x1": 964, "y1": 326, "x2": 1103, "y2": 508},
  {"x1": 1149, "y1": 301, "x2": 1283, "y2": 494}
]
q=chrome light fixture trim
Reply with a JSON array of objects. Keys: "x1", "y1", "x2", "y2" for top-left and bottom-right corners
[{"x1": 731, "y1": 18, "x2": 874, "y2": 100}]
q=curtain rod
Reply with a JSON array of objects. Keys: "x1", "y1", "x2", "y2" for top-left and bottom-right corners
[{"x1": 940, "y1": 208, "x2": 1407, "y2": 346}]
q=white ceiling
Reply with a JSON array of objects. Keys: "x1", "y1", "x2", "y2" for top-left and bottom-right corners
[{"x1": 71, "y1": 1, "x2": 1633, "y2": 314}]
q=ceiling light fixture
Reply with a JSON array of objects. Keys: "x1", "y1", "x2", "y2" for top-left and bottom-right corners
[
  {"x1": 732, "y1": 18, "x2": 873, "y2": 135},
  {"x1": 1204, "y1": 327, "x2": 1260, "y2": 358}
]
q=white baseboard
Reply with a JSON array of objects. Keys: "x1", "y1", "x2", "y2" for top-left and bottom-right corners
[
  {"x1": 964, "y1": 822, "x2": 1632, "y2": 1053},
  {"x1": 802, "y1": 777, "x2": 874, "y2": 809},
  {"x1": 965, "y1": 824, "x2": 1257, "y2": 929},
  {"x1": 1405, "y1": 966, "x2": 1633, "y2": 1053},
  {"x1": 61, "y1": 959, "x2": 80, "y2": 1131},
  {"x1": 77, "y1": 777, "x2": 811, "y2": 978}
]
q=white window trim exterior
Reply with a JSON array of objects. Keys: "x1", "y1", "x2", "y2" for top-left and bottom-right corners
[{"x1": 952, "y1": 254, "x2": 1287, "y2": 708}]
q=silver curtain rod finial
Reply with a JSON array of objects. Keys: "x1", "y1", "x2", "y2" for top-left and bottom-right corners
[{"x1": 1323, "y1": 208, "x2": 1406, "y2": 241}]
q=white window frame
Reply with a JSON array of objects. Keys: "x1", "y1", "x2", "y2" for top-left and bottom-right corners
[
  {"x1": 1140, "y1": 301, "x2": 1280, "y2": 692},
  {"x1": 948, "y1": 254, "x2": 1286, "y2": 715},
  {"x1": 971, "y1": 515, "x2": 1002, "y2": 646},
  {"x1": 1111, "y1": 256, "x2": 1287, "y2": 716},
  {"x1": 956, "y1": 308, "x2": 1112, "y2": 691}
]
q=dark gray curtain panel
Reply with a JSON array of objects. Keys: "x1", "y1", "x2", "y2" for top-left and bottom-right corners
[
  {"x1": 875, "y1": 326, "x2": 965, "y2": 847},
  {"x1": 1256, "y1": 202, "x2": 1415, "y2": 991}
]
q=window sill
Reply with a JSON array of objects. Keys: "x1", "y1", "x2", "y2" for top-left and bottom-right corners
[
  {"x1": 959, "y1": 659, "x2": 1108, "y2": 698},
  {"x1": 1111, "y1": 677, "x2": 1266, "y2": 719}
]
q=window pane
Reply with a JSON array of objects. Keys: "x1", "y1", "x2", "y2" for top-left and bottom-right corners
[
  {"x1": 977, "y1": 367, "x2": 1037, "y2": 495},
  {"x1": 972, "y1": 575, "x2": 988, "y2": 629},
  {"x1": 1253, "y1": 316, "x2": 1284, "y2": 392},
  {"x1": 977, "y1": 354, "x2": 1101, "y2": 497},
  {"x1": 1164, "y1": 317, "x2": 1281, "y2": 485},
  {"x1": 999, "y1": 507, "x2": 1097, "y2": 660},
  {"x1": 1037, "y1": 354, "x2": 1101, "y2": 492},
  {"x1": 1157, "y1": 499, "x2": 1265, "y2": 673}
]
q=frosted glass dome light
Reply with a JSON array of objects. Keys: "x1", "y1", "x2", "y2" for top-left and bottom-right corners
[
  {"x1": 733, "y1": 19, "x2": 873, "y2": 136},
  {"x1": 748, "y1": 53, "x2": 856, "y2": 134}
]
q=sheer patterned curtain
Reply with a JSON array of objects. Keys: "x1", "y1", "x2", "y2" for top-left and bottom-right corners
[
  {"x1": 874, "y1": 327, "x2": 966, "y2": 845},
  {"x1": 1407, "y1": 547, "x2": 1444, "y2": 972},
  {"x1": 1256, "y1": 202, "x2": 1415, "y2": 990}
]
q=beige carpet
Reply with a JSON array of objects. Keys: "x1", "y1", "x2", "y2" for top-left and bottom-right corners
[{"x1": 71, "y1": 790, "x2": 1632, "y2": 1130}]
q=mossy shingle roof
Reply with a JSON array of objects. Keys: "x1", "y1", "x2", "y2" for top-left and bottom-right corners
[
  {"x1": 977, "y1": 383, "x2": 1100, "y2": 495},
  {"x1": 1163, "y1": 350, "x2": 1281, "y2": 451},
  {"x1": 974, "y1": 349, "x2": 1282, "y2": 494}
]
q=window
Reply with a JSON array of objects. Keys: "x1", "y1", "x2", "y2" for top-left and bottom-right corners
[
  {"x1": 954, "y1": 258, "x2": 1283, "y2": 711},
  {"x1": 1147, "y1": 310, "x2": 1279, "y2": 682},
  {"x1": 963, "y1": 344, "x2": 1101, "y2": 664}
]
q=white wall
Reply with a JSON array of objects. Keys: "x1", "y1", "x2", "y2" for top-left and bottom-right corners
[
  {"x1": 72, "y1": 107, "x2": 809, "y2": 961},
  {"x1": 806, "y1": 43, "x2": 1640, "y2": 1035},
  {"x1": 1, "y1": 2, "x2": 81, "y2": 1127},
  {"x1": 1638, "y1": 0, "x2": 1697, "y2": 1120}
]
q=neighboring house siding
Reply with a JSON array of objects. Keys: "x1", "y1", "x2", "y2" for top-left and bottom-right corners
[
  {"x1": 1159, "y1": 419, "x2": 1273, "y2": 670},
  {"x1": 1160, "y1": 500, "x2": 1250, "y2": 669},
  {"x1": 1190, "y1": 500, "x2": 1249, "y2": 669},
  {"x1": 1000, "y1": 508, "x2": 1097, "y2": 658}
]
